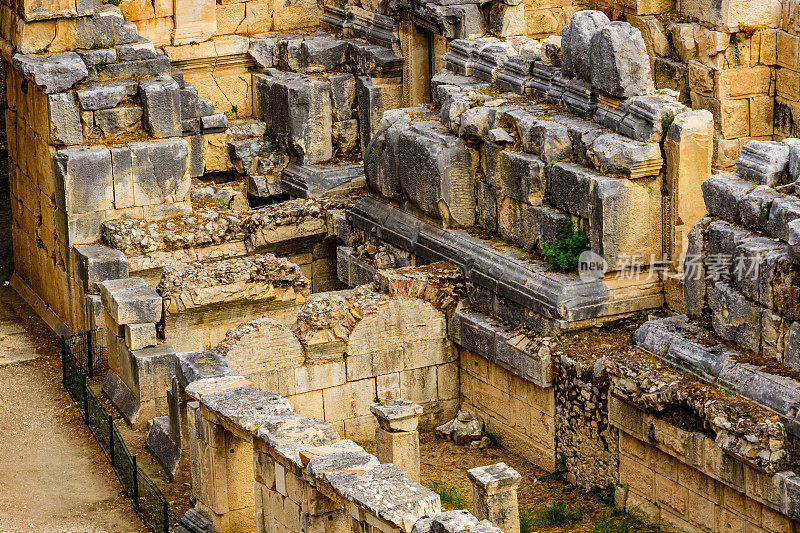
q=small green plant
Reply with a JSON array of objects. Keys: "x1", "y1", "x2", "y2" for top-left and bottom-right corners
[
  {"x1": 483, "y1": 431, "x2": 501, "y2": 447},
  {"x1": 263, "y1": 124, "x2": 278, "y2": 144},
  {"x1": 540, "y1": 220, "x2": 589, "y2": 271},
  {"x1": 189, "y1": 41, "x2": 199, "y2": 46},
  {"x1": 424, "y1": 480, "x2": 467, "y2": 509},
  {"x1": 216, "y1": 198, "x2": 229, "y2": 209},
  {"x1": 103, "y1": 0, "x2": 121, "y2": 5},
  {"x1": 660, "y1": 113, "x2": 674, "y2": 133},
  {"x1": 590, "y1": 511, "x2": 659, "y2": 533},
  {"x1": 94, "y1": 60, "x2": 110, "y2": 73},
  {"x1": 724, "y1": 385, "x2": 737, "y2": 397},
  {"x1": 521, "y1": 501, "x2": 582, "y2": 529}
]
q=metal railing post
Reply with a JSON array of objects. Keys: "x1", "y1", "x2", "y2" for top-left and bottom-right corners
[
  {"x1": 133, "y1": 455, "x2": 139, "y2": 509},
  {"x1": 82, "y1": 374, "x2": 89, "y2": 422},
  {"x1": 163, "y1": 501, "x2": 169, "y2": 533},
  {"x1": 109, "y1": 415, "x2": 115, "y2": 467},
  {"x1": 87, "y1": 330, "x2": 94, "y2": 380}
]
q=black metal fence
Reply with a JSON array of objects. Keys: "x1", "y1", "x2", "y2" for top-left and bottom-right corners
[{"x1": 61, "y1": 330, "x2": 196, "y2": 533}]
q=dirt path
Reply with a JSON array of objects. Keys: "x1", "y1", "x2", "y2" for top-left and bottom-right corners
[{"x1": 0, "y1": 286, "x2": 147, "y2": 533}]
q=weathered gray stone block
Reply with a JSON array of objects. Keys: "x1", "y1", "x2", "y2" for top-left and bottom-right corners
[
  {"x1": 13, "y1": 53, "x2": 88, "y2": 94},
  {"x1": 731, "y1": 236, "x2": 784, "y2": 308},
  {"x1": 200, "y1": 113, "x2": 228, "y2": 133},
  {"x1": 562, "y1": 10, "x2": 610, "y2": 80},
  {"x1": 176, "y1": 350, "x2": 234, "y2": 387},
  {"x1": 330, "y1": 73, "x2": 356, "y2": 121},
  {"x1": 541, "y1": 36, "x2": 561, "y2": 66},
  {"x1": 75, "y1": 5, "x2": 138, "y2": 49},
  {"x1": 93, "y1": 106, "x2": 144, "y2": 138},
  {"x1": 547, "y1": 162, "x2": 594, "y2": 218},
  {"x1": 53, "y1": 146, "x2": 114, "y2": 214},
  {"x1": 371, "y1": 399, "x2": 423, "y2": 432},
  {"x1": 530, "y1": 120, "x2": 571, "y2": 163},
  {"x1": 684, "y1": 216, "x2": 713, "y2": 317},
  {"x1": 111, "y1": 139, "x2": 189, "y2": 207},
  {"x1": 99, "y1": 276, "x2": 162, "y2": 325},
  {"x1": 789, "y1": 218, "x2": 800, "y2": 263},
  {"x1": 590, "y1": 22, "x2": 652, "y2": 98},
  {"x1": 98, "y1": 56, "x2": 171, "y2": 81},
  {"x1": 201, "y1": 386, "x2": 292, "y2": 433},
  {"x1": 701, "y1": 172, "x2": 756, "y2": 223},
  {"x1": 125, "y1": 322, "x2": 157, "y2": 351},
  {"x1": 497, "y1": 151, "x2": 545, "y2": 204},
  {"x1": 785, "y1": 322, "x2": 800, "y2": 370},
  {"x1": 301, "y1": 35, "x2": 348, "y2": 71},
  {"x1": 735, "y1": 140, "x2": 790, "y2": 186},
  {"x1": 586, "y1": 133, "x2": 663, "y2": 179},
  {"x1": 738, "y1": 186, "x2": 785, "y2": 232},
  {"x1": 73, "y1": 244, "x2": 129, "y2": 293},
  {"x1": 710, "y1": 282, "x2": 762, "y2": 352},
  {"x1": 617, "y1": 95, "x2": 686, "y2": 143},
  {"x1": 498, "y1": 196, "x2": 539, "y2": 249},
  {"x1": 255, "y1": 71, "x2": 333, "y2": 165},
  {"x1": 140, "y1": 74, "x2": 181, "y2": 138},
  {"x1": 257, "y1": 412, "x2": 339, "y2": 448},
  {"x1": 767, "y1": 195, "x2": 800, "y2": 242},
  {"x1": 77, "y1": 81, "x2": 137, "y2": 110},
  {"x1": 117, "y1": 40, "x2": 157, "y2": 61},
  {"x1": 48, "y1": 92, "x2": 83, "y2": 146},
  {"x1": 397, "y1": 120, "x2": 478, "y2": 226},
  {"x1": 249, "y1": 37, "x2": 277, "y2": 68}
]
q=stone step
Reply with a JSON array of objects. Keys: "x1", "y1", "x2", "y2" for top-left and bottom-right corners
[
  {"x1": 347, "y1": 195, "x2": 664, "y2": 334},
  {"x1": 282, "y1": 162, "x2": 366, "y2": 199},
  {"x1": 634, "y1": 315, "x2": 800, "y2": 437}
]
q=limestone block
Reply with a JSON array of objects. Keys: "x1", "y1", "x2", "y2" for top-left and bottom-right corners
[
  {"x1": 497, "y1": 196, "x2": 539, "y2": 250},
  {"x1": 668, "y1": 22, "x2": 697, "y2": 63},
  {"x1": 396, "y1": 119, "x2": 478, "y2": 227},
  {"x1": 487, "y1": 2, "x2": 525, "y2": 38},
  {"x1": 767, "y1": 195, "x2": 800, "y2": 242},
  {"x1": 93, "y1": 107, "x2": 144, "y2": 139},
  {"x1": 273, "y1": 0, "x2": 320, "y2": 30},
  {"x1": 47, "y1": 92, "x2": 83, "y2": 146},
  {"x1": 586, "y1": 133, "x2": 662, "y2": 179},
  {"x1": 99, "y1": 56, "x2": 171, "y2": 81},
  {"x1": 75, "y1": 6, "x2": 139, "y2": 49},
  {"x1": 173, "y1": 0, "x2": 216, "y2": 45},
  {"x1": 13, "y1": 52, "x2": 88, "y2": 94},
  {"x1": 590, "y1": 22, "x2": 653, "y2": 98},
  {"x1": 731, "y1": 235, "x2": 784, "y2": 307},
  {"x1": 245, "y1": 0, "x2": 272, "y2": 35},
  {"x1": 329, "y1": 73, "x2": 355, "y2": 121},
  {"x1": 738, "y1": 186, "x2": 784, "y2": 232},
  {"x1": 690, "y1": 93, "x2": 749, "y2": 139},
  {"x1": 356, "y1": 76, "x2": 403, "y2": 157},
  {"x1": 125, "y1": 323, "x2": 157, "y2": 351},
  {"x1": 77, "y1": 81, "x2": 137, "y2": 111},
  {"x1": 562, "y1": 10, "x2": 610, "y2": 80},
  {"x1": 122, "y1": 138, "x2": 190, "y2": 206},
  {"x1": 255, "y1": 72, "x2": 333, "y2": 165},
  {"x1": 547, "y1": 161, "x2": 593, "y2": 218},
  {"x1": 371, "y1": 399, "x2": 423, "y2": 432},
  {"x1": 134, "y1": 17, "x2": 174, "y2": 46},
  {"x1": 140, "y1": 74, "x2": 181, "y2": 138},
  {"x1": 302, "y1": 36, "x2": 348, "y2": 72},
  {"x1": 249, "y1": 37, "x2": 277, "y2": 68},
  {"x1": 710, "y1": 282, "x2": 762, "y2": 351},
  {"x1": 497, "y1": 151, "x2": 545, "y2": 204},
  {"x1": 72, "y1": 244, "x2": 129, "y2": 293},
  {"x1": 375, "y1": 427, "x2": 421, "y2": 482},
  {"x1": 201, "y1": 113, "x2": 229, "y2": 133},
  {"x1": 701, "y1": 172, "x2": 756, "y2": 223},
  {"x1": 682, "y1": 0, "x2": 781, "y2": 33},
  {"x1": 540, "y1": 35, "x2": 561, "y2": 66},
  {"x1": 530, "y1": 120, "x2": 571, "y2": 163},
  {"x1": 216, "y1": 2, "x2": 245, "y2": 34},
  {"x1": 627, "y1": 15, "x2": 670, "y2": 57},
  {"x1": 53, "y1": 145, "x2": 113, "y2": 215},
  {"x1": 99, "y1": 277, "x2": 162, "y2": 325},
  {"x1": 117, "y1": 40, "x2": 157, "y2": 61},
  {"x1": 789, "y1": 219, "x2": 800, "y2": 263},
  {"x1": 468, "y1": 463, "x2": 521, "y2": 533},
  {"x1": 784, "y1": 322, "x2": 800, "y2": 369},
  {"x1": 735, "y1": 140, "x2": 789, "y2": 185}
]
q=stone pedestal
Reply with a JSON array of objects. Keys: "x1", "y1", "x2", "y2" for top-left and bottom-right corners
[
  {"x1": 370, "y1": 399, "x2": 422, "y2": 482},
  {"x1": 467, "y1": 462, "x2": 522, "y2": 533}
]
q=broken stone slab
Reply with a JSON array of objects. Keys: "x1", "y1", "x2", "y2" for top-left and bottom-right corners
[
  {"x1": 710, "y1": 282, "x2": 763, "y2": 352},
  {"x1": 301, "y1": 35, "x2": 348, "y2": 71},
  {"x1": 99, "y1": 276, "x2": 162, "y2": 325},
  {"x1": 730, "y1": 236, "x2": 785, "y2": 308},
  {"x1": 371, "y1": 399, "x2": 423, "y2": 432},
  {"x1": 73, "y1": 244, "x2": 129, "y2": 293},
  {"x1": 248, "y1": 174, "x2": 283, "y2": 198},
  {"x1": 125, "y1": 323, "x2": 157, "y2": 351},
  {"x1": 586, "y1": 133, "x2": 663, "y2": 179},
  {"x1": 528, "y1": 61, "x2": 557, "y2": 100},
  {"x1": 77, "y1": 81, "x2": 138, "y2": 110},
  {"x1": 701, "y1": 172, "x2": 757, "y2": 223},
  {"x1": 13, "y1": 52, "x2": 89, "y2": 94},
  {"x1": 140, "y1": 74, "x2": 181, "y2": 138},
  {"x1": 176, "y1": 350, "x2": 235, "y2": 387},
  {"x1": 594, "y1": 93, "x2": 630, "y2": 131},
  {"x1": 562, "y1": 10, "x2": 610, "y2": 80},
  {"x1": 145, "y1": 416, "x2": 180, "y2": 480},
  {"x1": 590, "y1": 21, "x2": 652, "y2": 98},
  {"x1": 738, "y1": 186, "x2": 785, "y2": 233},
  {"x1": 467, "y1": 462, "x2": 521, "y2": 491},
  {"x1": 98, "y1": 56, "x2": 171, "y2": 81},
  {"x1": 200, "y1": 113, "x2": 228, "y2": 133},
  {"x1": 200, "y1": 386, "x2": 292, "y2": 434},
  {"x1": 443, "y1": 38, "x2": 499, "y2": 76},
  {"x1": 93, "y1": 106, "x2": 144, "y2": 139},
  {"x1": 349, "y1": 40, "x2": 404, "y2": 77},
  {"x1": 435, "y1": 410, "x2": 483, "y2": 444},
  {"x1": 767, "y1": 195, "x2": 800, "y2": 242},
  {"x1": 256, "y1": 412, "x2": 340, "y2": 448},
  {"x1": 546, "y1": 71, "x2": 569, "y2": 106},
  {"x1": 282, "y1": 162, "x2": 365, "y2": 198},
  {"x1": 113, "y1": 138, "x2": 190, "y2": 207},
  {"x1": 414, "y1": 511, "x2": 502, "y2": 533},
  {"x1": 736, "y1": 141, "x2": 791, "y2": 186}
]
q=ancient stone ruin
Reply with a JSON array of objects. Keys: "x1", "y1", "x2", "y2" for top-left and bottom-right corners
[{"x1": 7, "y1": 0, "x2": 800, "y2": 531}]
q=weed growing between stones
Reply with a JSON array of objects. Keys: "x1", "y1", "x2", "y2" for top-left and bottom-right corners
[
  {"x1": 540, "y1": 220, "x2": 589, "y2": 271},
  {"x1": 423, "y1": 479, "x2": 467, "y2": 509}
]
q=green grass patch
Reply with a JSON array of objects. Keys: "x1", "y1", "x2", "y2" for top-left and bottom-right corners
[
  {"x1": 520, "y1": 501, "x2": 582, "y2": 531},
  {"x1": 590, "y1": 510, "x2": 659, "y2": 533},
  {"x1": 424, "y1": 479, "x2": 467, "y2": 510}
]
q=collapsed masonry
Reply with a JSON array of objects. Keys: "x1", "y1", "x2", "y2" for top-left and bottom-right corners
[{"x1": 5, "y1": 0, "x2": 800, "y2": 532}]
